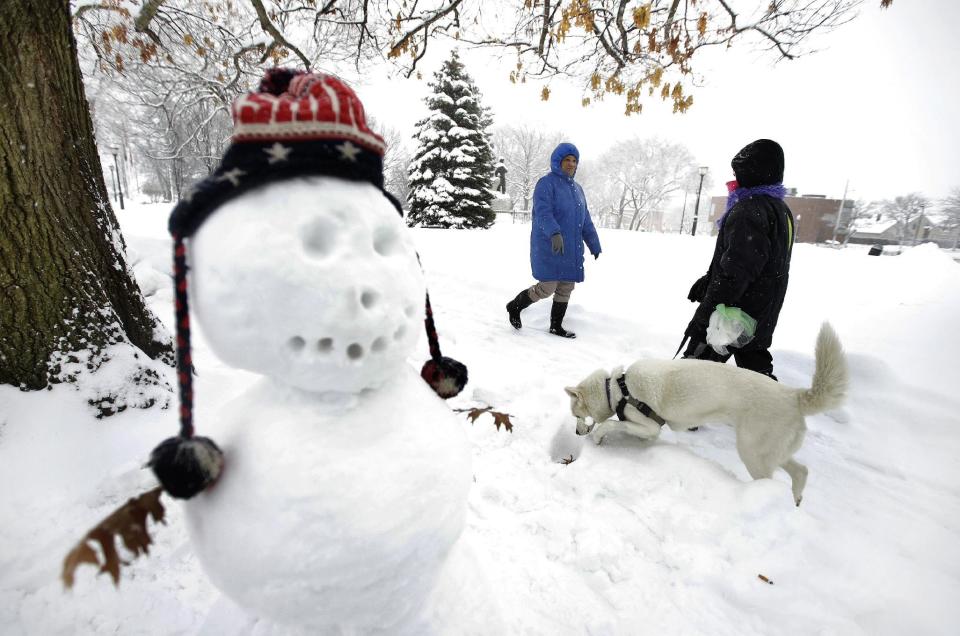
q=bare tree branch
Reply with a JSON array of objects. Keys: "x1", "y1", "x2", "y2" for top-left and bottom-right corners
[
  {"x1": 249, "y1": 0, "x2": 312, "y2": 70},
  {"x1": 133, "y1": 0, "x2": 166, "y2": 45},
  {"x1": 389, "y1": 0, "x2": 464, "y2": 66}
]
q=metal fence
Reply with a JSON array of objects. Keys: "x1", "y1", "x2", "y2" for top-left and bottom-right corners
[{"x1": 511, "y1": 210, "x2": 532, "y2": 224}]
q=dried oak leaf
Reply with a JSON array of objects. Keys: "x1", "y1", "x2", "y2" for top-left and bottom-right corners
[
  {"x1": 453, "y1": 406, "x2": 514, "y2": 433},
  {"x1": 491, "y1": 412, "x2": 513, "y2": 433},
  {"x1": 454, "y1": 406, "x2": 492, "y2": 423},
  {"x1": 62, "y1": 486, "x2": 166, "y2": 589}
]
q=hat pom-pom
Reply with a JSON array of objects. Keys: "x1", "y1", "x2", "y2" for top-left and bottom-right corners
[
  {"x1": 149, "y1": 436, "x2": 224, "y2": 499},
  {"x1": 258, "y1": 67, "x2": 301, "y2": 95},
  {"x1": 421, "y1": 357, "x2": 468, "y2": 399}
]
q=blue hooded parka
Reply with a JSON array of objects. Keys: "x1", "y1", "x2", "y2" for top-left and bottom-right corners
[{"x1": 530, "y1": 143, "x2": 602, "y2": 282}]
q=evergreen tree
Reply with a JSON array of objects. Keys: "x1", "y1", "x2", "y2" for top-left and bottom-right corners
[{"x1": 407, "y1": 51, "x2": 495, "y2": 229}]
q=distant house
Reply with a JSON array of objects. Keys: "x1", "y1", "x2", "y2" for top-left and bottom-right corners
[
  {"x1": 846, "y1": 215, "x2": 900, "y2": 245},
  {"x1": 707, "y1": 191, "x2": 854, "y2": 243},
  {"x1": 847, "y1": 212, "x2": 956, "y2": 247},
  {"x1": 922, "y1": 213, "x2": 960, "y2": 248}
]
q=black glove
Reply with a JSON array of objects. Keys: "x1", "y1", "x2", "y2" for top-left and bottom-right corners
[
  {"x1": 551, "y1": 233, "x2": 564, "y2": 255},
  {"x1": 687, "y1": 274, "x2": 709, "y2": 303},
  {"x1": 685, "y1": 300, "x2": 714, "y2": 340},
  {"x1": 593, "y1": 252, "x2": 600, "y2": 260}
]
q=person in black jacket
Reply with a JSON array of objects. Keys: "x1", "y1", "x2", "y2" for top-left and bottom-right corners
[{"x1": 682, "y1": 139, "x2": 795, "y2": 379}]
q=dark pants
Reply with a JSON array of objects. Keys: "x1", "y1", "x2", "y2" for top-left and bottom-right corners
[{"x1": 682, "y1": 340, "x2": 776, "y2": 380}]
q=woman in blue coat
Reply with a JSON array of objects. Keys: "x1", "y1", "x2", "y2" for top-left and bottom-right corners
[{"x1": 505, "y1": 142, "x2": 602, "y2": 338}]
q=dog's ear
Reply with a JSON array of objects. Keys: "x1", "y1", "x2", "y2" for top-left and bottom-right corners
[{"x1": 564, "y1": 386, "x2": 582, "y2": 399}]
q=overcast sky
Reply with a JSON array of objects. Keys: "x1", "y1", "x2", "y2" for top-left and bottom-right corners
[{"x1": 357, "y1": 1, "x2": 958, "y2": 205}]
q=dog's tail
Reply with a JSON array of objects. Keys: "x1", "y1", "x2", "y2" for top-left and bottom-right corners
[{"x1": 798, "y1": 322, "x2": 848, "y2": 416}]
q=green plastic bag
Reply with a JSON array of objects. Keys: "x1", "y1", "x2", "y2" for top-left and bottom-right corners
[{"x1": 706, "y1": 304, "x2": 757, "y2": 355}]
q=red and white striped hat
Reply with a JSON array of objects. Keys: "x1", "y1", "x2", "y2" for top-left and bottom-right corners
[{"x1": 170, "y1": 68, "x2": 394, "y2": 238}]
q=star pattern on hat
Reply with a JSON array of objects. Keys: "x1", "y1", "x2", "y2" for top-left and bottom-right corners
[
  {"x1": 216, "y1": 168, "x2": 246, "y2": 187},
  {"x1": 264, "y1": 142, "x2": 292, "y2": 164},
  {"x1": 337, "y1": 141, "x2": 362, "y2": 162}
]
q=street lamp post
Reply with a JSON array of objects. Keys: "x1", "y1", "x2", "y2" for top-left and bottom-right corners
[
  {"x1": 912, "y1": 203, "x2": 926, "y2": 245},
  {"x1": 108, "y1": 164, "x2": 118, "y2": 202},
  {"x1": 108, "y1": 147, "x2": 124, "y2": 210},
  {"x1": 690, "y1": 166, "x2": 708, "y2": 236}
]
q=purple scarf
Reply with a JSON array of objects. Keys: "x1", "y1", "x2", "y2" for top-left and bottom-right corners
[{"x1": 716, "y1": 183, "x2": 787, "y2": 229}]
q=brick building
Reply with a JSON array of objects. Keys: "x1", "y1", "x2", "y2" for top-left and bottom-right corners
[{"x1": 707, "y1": 191, "x2": 854, "y2": 243}]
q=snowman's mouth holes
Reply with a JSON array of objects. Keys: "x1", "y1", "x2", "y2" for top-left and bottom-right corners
[
  {"x1": 346, "y1": 343, "x2": 364, "y2": 360},
  {"x1": 289, "y1": 337, "x2": 388, "y2": 359}
]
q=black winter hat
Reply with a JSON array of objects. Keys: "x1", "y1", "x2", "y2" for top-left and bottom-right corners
[
  {"x1": 150, "y1": 68, "x2": 467, "y2": 500},
  {"x1": 731, "y1": 139, "x2": 785, "y2": 188}
]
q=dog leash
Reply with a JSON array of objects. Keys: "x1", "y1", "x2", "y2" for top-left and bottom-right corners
[
  {"x1": 605, "y1": 376, "x2": 666, "y2": 426},
  {"x1": 672, "y1": 335, "x2": 688, "y2": 359},
  {"x1": 673, "y1": 335, "x2": 711, "y2": 360}
]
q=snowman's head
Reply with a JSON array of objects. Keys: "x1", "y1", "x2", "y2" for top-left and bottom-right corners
[{"x1": 190, "y1": 176, "x2": 424, "y2": 393}]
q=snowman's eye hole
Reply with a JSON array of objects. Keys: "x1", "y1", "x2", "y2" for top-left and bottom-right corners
[
  {"x1": 361, "y1": 289, "x2": 379, "y2": 309},
  {"x1": 302, "y1": 217, "x2": 337, "y2": 258},
  {"x1": 373, "y1": 225, "x2": 399, "y2": 256}
]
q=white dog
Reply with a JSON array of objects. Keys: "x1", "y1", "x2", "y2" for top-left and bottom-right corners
[{"x1": 564, "y1": 323, "x2": 847, "y2": 506}]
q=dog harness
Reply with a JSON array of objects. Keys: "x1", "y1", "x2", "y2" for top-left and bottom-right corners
[{"x1": 605, "y1": 375, "x2": 666, "y2": 426}]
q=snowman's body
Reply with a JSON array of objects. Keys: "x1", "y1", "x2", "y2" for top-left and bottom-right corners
[{"x1": 183, "y1": 177, "x2": 473, "y2": 632}]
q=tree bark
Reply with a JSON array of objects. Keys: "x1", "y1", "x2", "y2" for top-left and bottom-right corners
[
  {"x1": 615, "y1": 183, "x2": 627, "y2": 230},
  {"x1": 0, "y1": 0, "x2": 172, "y2": 395}
]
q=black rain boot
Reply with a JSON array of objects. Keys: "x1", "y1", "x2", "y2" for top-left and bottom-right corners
[
  {"x1": 506, "y1": 289, "x2": 535, "y2": 329},
  {"x1": 549, "y1": 302, "x2": 576, "y2": 339}
]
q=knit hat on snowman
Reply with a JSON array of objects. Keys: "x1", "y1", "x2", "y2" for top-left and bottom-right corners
[{"x1": 151, "y1": 68, "x2": 468, "y2": 500}]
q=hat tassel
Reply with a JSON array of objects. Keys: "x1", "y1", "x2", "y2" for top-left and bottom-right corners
[
  {"x1": 149, "y1": 235, "x2": 224, "y2": 499},
  {"x1": 420, "y1": 292, "x2": 468, "y2": 399}
]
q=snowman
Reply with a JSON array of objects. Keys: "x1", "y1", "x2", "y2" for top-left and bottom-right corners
[{"x1": 148, "y1": 69, "x2": 483, "y2": 634}]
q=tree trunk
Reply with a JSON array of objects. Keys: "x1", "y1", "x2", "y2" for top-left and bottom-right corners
[
  {"x1": 0, "y1": 1, "x2": 172, "y2": 401},
  {"x1": 615, "y1": 183, "x2": 627, "y2": 229},
  {"x1": 629, "y1": 193, "x2": 645, "y2": 231}
]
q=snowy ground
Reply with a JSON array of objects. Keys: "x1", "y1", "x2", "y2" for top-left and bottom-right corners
[{"x1": 2, "y1": 200, "x2": 959, "y2": 635}]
